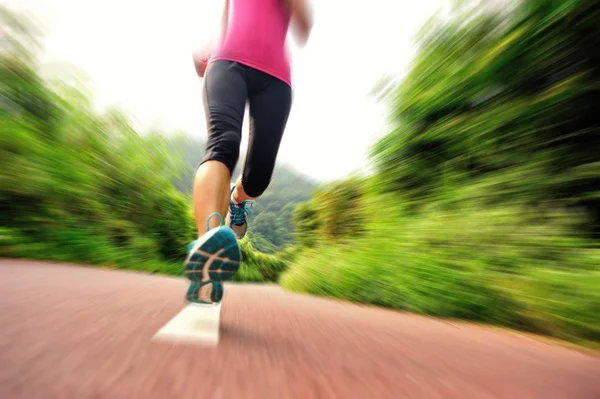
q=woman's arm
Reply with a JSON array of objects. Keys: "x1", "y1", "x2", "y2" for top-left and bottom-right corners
[
  {"x1": 284, "y1": 0, "x2": 314, "y2": 47},
  {"x1": 220, "y1": 0, "x2": 230, "y2": 43},
  {"x1": 192, "y1": 0, "x2": 229, "y2": 78}
]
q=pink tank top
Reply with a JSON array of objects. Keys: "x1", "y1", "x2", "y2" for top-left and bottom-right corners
[{"x1": 210, "y1": 0, "x2": 292, "y2": 87}]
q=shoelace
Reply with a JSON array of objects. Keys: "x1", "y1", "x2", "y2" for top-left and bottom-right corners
[
  {"x1": 230, "y1": 200, "x2": 253, "y2": 225},
  {"x1": 186, "y1": 212, "x2": 223, "y2": 252}
]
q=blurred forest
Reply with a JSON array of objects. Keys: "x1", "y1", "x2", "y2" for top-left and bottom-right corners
[
  {"x1": 283, "y1": 0, "x2": 600, "y2": 346},
  {"x1": 1, "y1": 3, "x2": 193, "y2": 271},
  {"x1": 2, "y1": 0, "x2": 599, "y2": 347}
]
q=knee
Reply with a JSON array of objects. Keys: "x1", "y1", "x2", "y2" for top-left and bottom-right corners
[{"x1": 241, "y1": 173, "x2": 271, "y2": 198}]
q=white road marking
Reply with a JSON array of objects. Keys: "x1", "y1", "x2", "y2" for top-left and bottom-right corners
[{"x1": 152, "y1": 302, "x2": 222, "y2": 347}]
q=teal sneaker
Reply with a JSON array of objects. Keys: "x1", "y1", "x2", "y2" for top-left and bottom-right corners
[
  {"x1": 184, "y1": 212, "x2": 241, "y2": 304},
  {"x1": 225, "y1": 183, "x2": 253, "y2": 239}
]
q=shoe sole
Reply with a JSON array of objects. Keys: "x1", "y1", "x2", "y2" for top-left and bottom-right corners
[
  {"x1": 231, "y1": 223, "x2": 247, "y2": 240},
  {"x1": 184, "y1": 226, "x2": 241, "y2": 304}
]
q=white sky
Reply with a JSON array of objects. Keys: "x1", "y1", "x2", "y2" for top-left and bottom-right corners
[{"x1": 6, "y1": 0, "x2": 449, "y2": 182}]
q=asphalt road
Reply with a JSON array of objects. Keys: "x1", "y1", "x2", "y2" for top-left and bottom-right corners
[{"x1": 1, "y1": 259, "x2": 598, "y2": 399}]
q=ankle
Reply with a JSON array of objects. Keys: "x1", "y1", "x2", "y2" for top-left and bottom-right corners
[
  {"x1": 232, "y1": 180, "x2": 256, "y2": 204},
  {"x1": 232, "y1": 187, "x2": 251, "y2": 205},
  {"x1": 231, "y1": 189, "x2": 242, "y2": 205}
]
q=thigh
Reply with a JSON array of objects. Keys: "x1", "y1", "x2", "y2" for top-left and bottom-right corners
[
  {"x1": 202, "y1": 60, "x2": 248, "y2": 146},
  {"x1": 242, "y1": 76, "x2": 292, "y2": 194}
]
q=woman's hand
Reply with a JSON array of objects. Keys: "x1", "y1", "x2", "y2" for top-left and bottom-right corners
[{"x1": 192, "y1": 47, "x2": 212, "y2": 78}]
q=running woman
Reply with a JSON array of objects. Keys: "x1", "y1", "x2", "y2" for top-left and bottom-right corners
[{"x1": 184, "y1": 0, "x2": 314, "y2": 304}]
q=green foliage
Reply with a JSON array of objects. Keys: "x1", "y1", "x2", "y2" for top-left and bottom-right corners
[
  {"x1": 233, "y1": 239, "x2": 289, "y2": 283},
  {"x1": 283, "y1": 195, "x2": 600, "y2": 345},
  {"x1": 370, "y1": 0, "x2": 600, "y2": 220},
  {"x1": 292, "y1": 201, "x2": 321, "y2": 248},
  {"x1": 283, "y1": 0, "x2": 600, "y2": 347},
  {"x1": 0, "y1": 7, "x2": 193, "y2": 271},
  {"x1": 292, "y1": 177, "x2": 367, "y2": 246}
]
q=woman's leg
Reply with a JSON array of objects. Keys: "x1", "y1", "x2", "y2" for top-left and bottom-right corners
[
  {"x1": 226, "y1": 71, "x2": 292, "y2": 238},
  {"x1": 194, "y1": 61, "x2": 247, "y2": 236},
  {"x1": 185, "y1": 60, "x2": 248, "y2": 304},
  {"x1": 242, "y1": 75, "x2": 292, "y2": 198}
]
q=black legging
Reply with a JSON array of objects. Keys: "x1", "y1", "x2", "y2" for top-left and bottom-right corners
[{"x1": 200, "y1": 60, "x2": 292, "y2": 198}]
